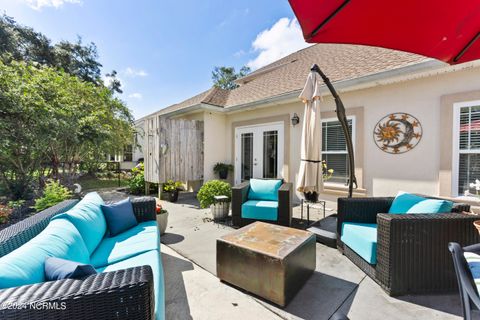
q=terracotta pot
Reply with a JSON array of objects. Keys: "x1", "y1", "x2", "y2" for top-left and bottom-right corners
[
  {"x1": 210, "y1": 202, "x2": 230, "y2": 220},
  {"x1": 157, "y1": 211, "x2": 169, "y2": 235},
  {"x1": 474, "y1": 220, "x2": 480, "y2": 234}
]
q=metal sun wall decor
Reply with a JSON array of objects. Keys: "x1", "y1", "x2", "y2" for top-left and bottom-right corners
[{"x1": 373, "y1": 112, "x2": 422, "y2": 154}]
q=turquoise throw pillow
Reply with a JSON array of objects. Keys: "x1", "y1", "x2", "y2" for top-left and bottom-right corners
[
  {"x1": 101, "y1": 198, "x2": 138, "y2": 236},
  {"x1": 248, "y1": 179, "x2": 282, "y2": 201},
  {"x1": 0, "y1": 218, "x2": 90, "y2": 289},
  {"x1": 389, "y1": 192, "x2": 453, "y2": 214},
  {"x1": 53, "y1": 192, "x2": 106, "y2": 254}
]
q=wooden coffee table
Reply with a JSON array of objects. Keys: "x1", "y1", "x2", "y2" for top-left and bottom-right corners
[{"x1": 217, "y1": 222, "x2": 316, "y2": 306}]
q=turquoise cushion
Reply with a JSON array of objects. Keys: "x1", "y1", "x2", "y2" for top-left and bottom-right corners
[
  {"x1": 465, "y1": 252, "x2": 480, "y2": 293},
  {"x1": 101, "y1": 198, "x2": 138, "y2": 236},
  {"x1": 341, "y1": 223, "x2": 377, "y2": 264},
  {"x1": 389, "y1": 192, "x2": 453, "y2": 214},
  {"x1": 248, "y1": 179, "x2": 282, "y2": 201},
  {"x1": 97, "y1": 250, "x2": 165, "y2": 320},
  {"x1": 90, "y1": 221, "x2": 160, "y2": 268},
  {"x1": 53, "y1": 192, "x2": 107, "y2": 254},
  {"x1": 241, "y1": 200, "x2": 278, "y2": 221},
  {"x1": 0, "y1": 218, "x2": 90, "y2": 289}
]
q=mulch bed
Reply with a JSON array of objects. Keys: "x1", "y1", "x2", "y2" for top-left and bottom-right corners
[{"x1": 0, "y1": 201, "x2": 35, "y2": 232}]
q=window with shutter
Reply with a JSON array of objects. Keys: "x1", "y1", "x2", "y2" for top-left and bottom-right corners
[
  {"x1": 456, "y1": 103, "x2": 480, "y2": 195},
  {"x1": 321, "y1": 117, "x2": 355, "y2": 185}
]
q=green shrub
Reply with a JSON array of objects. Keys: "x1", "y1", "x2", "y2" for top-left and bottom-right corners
[
  {"x1": 128, "y1": 163, "x2": 145, "y2": 195},
  {"x1": 162, "y1": 180, "x2": 183, "y2": 192},
  {"x1": 34, "y1": 180, "x2": 72, "y2": 212},
  {"x1": 197, "y1": 180, "x2": 231, "y2": 209}
]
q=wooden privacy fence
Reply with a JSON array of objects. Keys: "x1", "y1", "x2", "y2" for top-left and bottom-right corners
[{"x1": 144, "y1": 116, "x2": 204, "y2": 184}]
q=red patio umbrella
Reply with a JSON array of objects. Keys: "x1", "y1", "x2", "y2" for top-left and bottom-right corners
[{"x1": 288, "y1": 0, "x2": 480, "y2": 197}]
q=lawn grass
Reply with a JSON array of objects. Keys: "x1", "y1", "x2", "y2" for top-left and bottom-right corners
[{"x1": 78, "y1": 176, "x2": 129, "y2": 191}]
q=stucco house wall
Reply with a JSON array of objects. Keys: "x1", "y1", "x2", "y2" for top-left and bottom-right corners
[{"x1": 194, "y1": 65, "x2": 480, "y2": 202}]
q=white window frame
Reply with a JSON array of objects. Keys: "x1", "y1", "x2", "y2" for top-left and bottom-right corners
[
  {"x1": 321, "y1": 115, "x2": 356, "y2": 187},
  {"x1": 452, "y1": 100, "x2": 480, "y2": 196}
]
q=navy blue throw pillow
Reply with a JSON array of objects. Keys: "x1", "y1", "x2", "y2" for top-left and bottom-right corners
[
  {"x1": 101, "y1": 198, "x2": 138, "y2": 236},
  {"x1": 45, "y1": 257, "x2": 97, "y2": 281}
]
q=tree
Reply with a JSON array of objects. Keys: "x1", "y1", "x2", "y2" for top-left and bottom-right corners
[
  {"x1": 0, "y1": 61, "x2": 133, "y2": 200},
  {"x1": 104, "y1": 70, "x2": 123, "y2": 94},
  {"x1": 0, "y1": 15, "x2": 111, "y2": 88},
  {"x1": 211, "y1": 66, "x2": 250, "y2": 90}
]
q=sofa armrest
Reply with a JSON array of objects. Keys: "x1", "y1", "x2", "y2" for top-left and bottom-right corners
[
  {"x1": 132, "y1": 197, "x2": 157, "y2": 222},
  {"x1": 376, "y1": 213, "x2": 480, "y2": 295},
  {"x1": 278, "y1": 182, "x2": 293, "y2": 227},
  {"x1": 232, "y1": 181, "x2": 250, "y2": 226},
  {"x1": 0, "y1": 266, "x2": 155, "y2": 320},
  {"x1": 337, "y1": 197, "x2": 393, "y2": 237},
  {"x1": 0, "y1": 199, "x2": 79, "y2": 258}
]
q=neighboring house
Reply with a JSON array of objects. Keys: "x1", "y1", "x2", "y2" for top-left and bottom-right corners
[
  {"x1": 136, "y1": 44, "x2": 480, "y2": 203},
  {"x1": 108, "y1": 120, "x2": 145, "y2": 170}
]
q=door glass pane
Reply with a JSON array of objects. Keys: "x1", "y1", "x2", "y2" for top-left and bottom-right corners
[
  {"x1": 241, "y1": 133, "x2": 253, "y2": 181},
  {"x1": 263, "y1": 130, "x2": 278, "y2": 178}
]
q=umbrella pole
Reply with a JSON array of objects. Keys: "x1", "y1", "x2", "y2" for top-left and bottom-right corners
[{"x1": 311, "y1": 64, "x2": 357, "y2": 197}]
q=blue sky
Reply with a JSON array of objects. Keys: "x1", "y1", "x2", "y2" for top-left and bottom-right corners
[{"x1": 0, "y1": 0, "x2": 311, "y2": 119}]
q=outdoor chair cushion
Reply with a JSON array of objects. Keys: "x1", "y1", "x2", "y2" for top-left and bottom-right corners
[
  {"x1": 97, "y1": 249, "x2": 165, "y2": 320},
  {"x1": 53, "y1": 192, "x2": 107, "y2": 254},
  {"x1": 90, "y1": 220, "x2": 160, "y2": 268},
  {"x1": 45, "y1": 257, "x2": 96, "y2": 281},
  {"x1": 341, "y1": 223, "x2": 378, "y2": 264},
  {"x1": 241, "y1": 200, "x2": 278, "y2": 221},
  {"x1": 248, "y1": 179, "x2": 282, "y2": 201},
  {"x1": 464, "y1": 251, "x2": 480, "y2": 293},
  {"x1": 101, "y1": 198, "x2": 138, "y2": 236},
  {"x1": 388, "y1": 192, "x2": 453, "y2": 214},
  {"x1": 0, "y1": 218, "x2": 90, "y2": 289}
]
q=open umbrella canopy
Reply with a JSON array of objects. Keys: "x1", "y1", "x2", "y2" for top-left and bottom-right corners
[{"x1": 289, "y1": 0, "x2": 480, "y2": 65}]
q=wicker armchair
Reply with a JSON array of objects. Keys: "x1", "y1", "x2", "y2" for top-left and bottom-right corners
[
  {"x1": 232, "y1": 180, "x2": 292, "y2": 227},
  {"x1": 337, "y1": 196, "x2": 479, "y2": 296},
  {"x1": 0, "y1": 197, "x2": 158, "y2": 320}
]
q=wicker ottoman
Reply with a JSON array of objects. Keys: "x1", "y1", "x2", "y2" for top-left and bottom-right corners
[{"x1": 217, "y1": 222, "x2": 316, "y2": 306}]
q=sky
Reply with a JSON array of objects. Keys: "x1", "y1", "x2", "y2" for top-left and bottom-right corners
[{"x1": 0, "y1": 0, "x2": 312, "y2": 119}]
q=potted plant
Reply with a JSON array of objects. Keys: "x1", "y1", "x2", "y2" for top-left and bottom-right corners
[
  {"x1": 213, "y1": 163, "x2": 234, "y2": 180},
  {"x1": 162, "y1": 180, "x2": 183, "y2": 202},
  {"x1": 156, "y1": 202, "x2": 169, "y2": 235},
  {"x1": 197, "y1": 180, "x2": 232, "y2": 220}
]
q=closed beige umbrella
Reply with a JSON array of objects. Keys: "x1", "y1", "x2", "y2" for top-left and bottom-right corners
[{"x1": 296, "y1": 70, "x2": 323, "y2": 194}]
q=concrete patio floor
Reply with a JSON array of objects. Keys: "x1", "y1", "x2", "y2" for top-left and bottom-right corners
[{"x1": 100, "y1": 190, "x2": 465, "y2": 320}]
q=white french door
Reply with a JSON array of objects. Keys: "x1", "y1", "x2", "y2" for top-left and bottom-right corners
[{"x1": 234, "y1": 122, "x2": 284, "y2": 185}]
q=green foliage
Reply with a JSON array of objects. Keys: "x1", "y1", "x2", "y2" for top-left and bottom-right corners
[
  {"x1": 128, "y1": 163, "x2": 145, "y2": 195},
  {"x1": 213, "y1": 163, "x2": 234, "y2": 173},
  {"x1": 211, "y1": 66, "x2": 250, "y2": 90},
  {"x1": 163, "y1": 180, "x2": 183, "y2": 193},
  {"x1": 34, "y1": 180, "x2": 72, "y2": 212},
  {"x1": 0, "y1": 205, "x2": 11, "y2": 224},
  {"x1": 197, "y1": 180, "x2": 231, "y2": 209},
  {"x1": 0, "y1": 15, "x2": 103, "y2": 86},
  {"x1": 0, "y1": 61, "x2": 134, "y2": 200},
  {"x1": 7, "y1": 199, "x2": 25, "y2": 209}
]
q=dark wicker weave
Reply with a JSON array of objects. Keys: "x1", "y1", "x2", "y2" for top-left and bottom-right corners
[
  {"x1": 0, "y1": 199, "x2": 79, "y2": 258},
  {"x1": 337, "y1": 196, "x2": 479, "y2": 296},
  {"x1": 232, "y1": 180, "x2": 292, "y2": 227},
  {"x1": 0, "y1": 197, "x2": 158, "y2": 320}
]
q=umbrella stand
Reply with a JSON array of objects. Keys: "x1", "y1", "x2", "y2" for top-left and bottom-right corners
[{"x1": 310, "y1": 64, "x2": 357, "y2": 197}]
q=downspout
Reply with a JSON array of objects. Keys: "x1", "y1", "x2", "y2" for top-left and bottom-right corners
[{"x1": 311, "y1": 64, "x2": 357, "y2": 197}]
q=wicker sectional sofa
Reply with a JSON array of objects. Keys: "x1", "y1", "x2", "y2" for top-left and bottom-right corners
[
  {"x1": 337, "y1": 196, "x2": 480, "y2": 296},
  {"x1": 0, "y1": 194, "x2": 164, "y2": 320}
]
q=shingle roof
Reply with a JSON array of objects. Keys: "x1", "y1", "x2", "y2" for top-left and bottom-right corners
[{"x1": 151, "y1": 44, "x2": 430, "y2": 117}]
